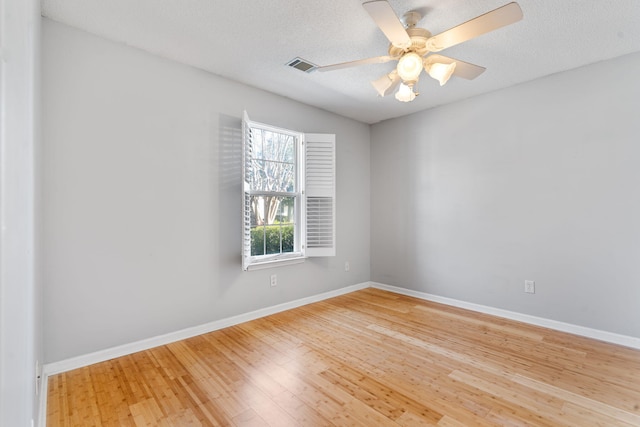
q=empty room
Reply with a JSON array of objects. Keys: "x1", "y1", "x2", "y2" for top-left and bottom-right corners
[{"x1": 2, "y1": 0, "x2": 640, "y2": 426}]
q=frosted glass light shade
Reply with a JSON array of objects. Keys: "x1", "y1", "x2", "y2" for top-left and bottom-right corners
[
  {"x1": 396, "y1": 52, "x2": 423, "y2": 84},
  {"x1": 395, "y1": 83, "x2": 416, "y2": 102},
  {"x1": 427, "y1": 62, "x2": 456, "y2": 86}
]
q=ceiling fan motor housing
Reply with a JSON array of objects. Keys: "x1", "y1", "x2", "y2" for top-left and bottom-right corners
[{"x1": 388, "y1": 27, "x2": 431, "y2": 58}]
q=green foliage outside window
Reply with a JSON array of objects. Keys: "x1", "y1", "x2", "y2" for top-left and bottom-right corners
[{"x1": 251, "y1": 224, "x2": 294, "y2": 256}]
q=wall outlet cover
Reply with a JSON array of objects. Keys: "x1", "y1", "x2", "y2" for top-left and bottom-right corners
[{"x1": 524, "y1": 280, "x2": 535, "y2": 294}]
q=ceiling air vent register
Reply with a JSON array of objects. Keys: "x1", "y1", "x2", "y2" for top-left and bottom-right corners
[{"x1": 286, "y1": 57, "x2": 317, "y2": 73}]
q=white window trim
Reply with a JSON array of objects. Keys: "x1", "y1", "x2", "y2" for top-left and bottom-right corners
[
  {"x1": 242, "y1": 112, "x2": 335, "y2": 271},
  {"x1": 244, "y1": 256, "x2": 306, "y2": 271}
]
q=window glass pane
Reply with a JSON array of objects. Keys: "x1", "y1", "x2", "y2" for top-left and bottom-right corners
[
  {"x1": 260, "y1": 131, "x2": 294, "y2": 162},
  {"x1": 249, "y1": 128, "x2": 295, "y2": 193},
  {"x1": 249, "y1": 159, "x2": 263, "y2": 190},
  {"x1": 251, "y1": 225, "x2": 265, "y2": 257},
  {"x1": 253, "y1": 129, "x2": 264, "y2": 160},
  {"x1": 250, "y1": 160, "x2": 294, "y2": 193},
  {"x1": 249, "y1": 195, "x2": 295, "y2": 256}
]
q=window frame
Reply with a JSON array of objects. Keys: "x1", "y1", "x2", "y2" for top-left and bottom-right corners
[
  {"x1": 242, "y1": 112, "x2": 335, "y2": 271},
  {"x1": 243, "y1": 115, "x2": 304, "y2": 270}
]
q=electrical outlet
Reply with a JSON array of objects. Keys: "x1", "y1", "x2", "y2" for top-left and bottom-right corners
[
  {"x1": 345, "y1": 261, "x2": 350, "y2": 272},
  {"x1": 270, "y1": 274, "x2": 277, "y2": 287},
  {"x1": 524, "y1": 280, "x2": 535, "y2": 294}
]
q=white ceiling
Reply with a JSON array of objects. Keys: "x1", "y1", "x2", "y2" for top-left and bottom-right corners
[{"x1": 41, "y1": 0, "x2": 640, "y2": 124}]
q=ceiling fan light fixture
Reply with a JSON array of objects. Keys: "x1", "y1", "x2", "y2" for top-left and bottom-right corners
[
  {"x1": 313, "y1": 1, "x2": 523, "y2": 102},
  {"x1": 395, "y1": 83, "x2": 417, "y2": 102},
  {"x1": 426, "y1": 61, "x2": 457, "y2": 86},
  {"x1": 396, "y1": 52, "x2": 423, "y2": 84}
]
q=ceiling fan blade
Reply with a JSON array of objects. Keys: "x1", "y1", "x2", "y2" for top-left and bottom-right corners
[
  {"x1": 363, "y1": 0, "x2": 412, "y2": 48},
  {"x1": 316, "y1": 55, "x2": 394, "y2": 72},
  {"x1": 371, "y1": 70, "x2": 401, "y2": 97},
  {"x1": 426, "y1": 54, "x2": 486, "y2": 80},
  {"x1": 426, "y1": 2, "x2": 523, "y2": 52}
]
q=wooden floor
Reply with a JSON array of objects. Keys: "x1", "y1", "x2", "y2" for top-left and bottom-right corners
[{"x1": 47, "y1": 288, "x2": 640, "y2": 426}]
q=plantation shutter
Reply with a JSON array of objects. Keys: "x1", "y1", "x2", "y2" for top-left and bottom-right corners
[
  {"x1": 241, "y1": 111, "x2": 253, "y2": 270},
  {"x1": 304, "y1": 133, "x2": 336, "y2": 257}
]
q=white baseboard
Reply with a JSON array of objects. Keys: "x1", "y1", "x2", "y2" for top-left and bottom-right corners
[
  {"x1": 42, "y1": 281, "x2": 370, "y2": 377},
  {"x1": 39, "y1": 280, "x2": 640, "y2": 426},
  {"x1": 371, "y1": 282, "x2": 640, "y2": 350},
  {"x1": 38, "y1": 281, "x2": 368, "y2": 426},
  {"x1": 43, "y1": 280, "x2": 640, "y2": 376}
]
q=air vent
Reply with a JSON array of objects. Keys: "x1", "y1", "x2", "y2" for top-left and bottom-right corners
[{"x1": 286, "y1": 57, "x2": 317, "y2": 73}]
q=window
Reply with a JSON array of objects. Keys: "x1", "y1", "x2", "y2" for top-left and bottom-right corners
[{"x1": 242, "y1": 112, "x2": 335, "y2": 270}]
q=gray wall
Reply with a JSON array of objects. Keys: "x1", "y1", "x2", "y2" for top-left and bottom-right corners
[
  {"x1": 42, "y1": 19, "x2": 370, "y2": 363},
  {"x1": 371, "y1": 52, "x2": 640, "y2": 338},
  {"x1": 42, "y1": 15, "x2": 640, "y2": 367}
]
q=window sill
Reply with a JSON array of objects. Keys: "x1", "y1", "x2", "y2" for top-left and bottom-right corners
[{"x1": 244, "y1": 255, "x2": 305, "y2": 271}]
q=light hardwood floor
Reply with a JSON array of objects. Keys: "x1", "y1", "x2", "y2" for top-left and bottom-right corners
[{"x1": 47, "y1": 288, "x2": 640, "y2": 426}]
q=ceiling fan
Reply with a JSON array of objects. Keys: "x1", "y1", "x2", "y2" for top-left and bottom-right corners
[{"x1": 315, "y1": 1, "x2": 523, "y2": 102}]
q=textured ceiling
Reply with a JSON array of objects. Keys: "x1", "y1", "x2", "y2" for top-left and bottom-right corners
[{"x1": 41, "y1": 0, "x2": 640, "y2": 124}]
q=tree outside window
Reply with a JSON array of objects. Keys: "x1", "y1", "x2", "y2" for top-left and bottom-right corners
[{"x1": 249, "y1": 128, "x2": 297, "y2": 256}]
